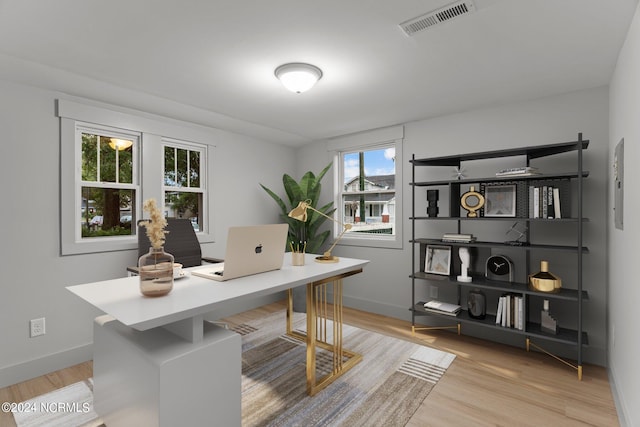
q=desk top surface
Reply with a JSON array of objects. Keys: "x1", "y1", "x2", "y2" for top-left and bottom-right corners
[{"x1": 67, "y1": 254, "x2": 369, "y2": 331}]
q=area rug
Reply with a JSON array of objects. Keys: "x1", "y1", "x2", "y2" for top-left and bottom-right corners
[{"x1": 13, "y1": 311, "x2": 455, "y2": 427}]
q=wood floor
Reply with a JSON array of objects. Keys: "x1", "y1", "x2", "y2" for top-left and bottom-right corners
[{"x1": 0, "y1": 300, "x2": 619, "y2": 427}]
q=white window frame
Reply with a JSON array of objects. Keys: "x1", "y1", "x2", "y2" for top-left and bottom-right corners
[
  {"x1": 162, "y1": 138, "x2": 207, "y2": 233},
  {"x1": 328, "y1": 125, "x2": 403, "y2": 250},
  {"x1": 59, "y1": 99, "x2": 216, "y2": 255}
]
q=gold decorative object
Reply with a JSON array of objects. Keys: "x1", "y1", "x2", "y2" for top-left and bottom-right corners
[
  {"x1": 529, "y1": 260, "x2": 562, "y2": 292},
  {"x1": 460, "y1": 186, "x2": 485, "y2": 218},
  {"x1": 288, "y1": 200, "x2": 352, "y2": 263}
]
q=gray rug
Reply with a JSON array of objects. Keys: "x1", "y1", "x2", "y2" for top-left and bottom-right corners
[{"x1": 13, "y1": 311, "x2": 455, "y2": 427}]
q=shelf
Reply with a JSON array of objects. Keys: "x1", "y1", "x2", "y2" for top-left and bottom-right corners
[
  {"x1": 410, "y1": 140, "x2": 589, "y2": 166},
  {"x1": 411, "y1": 272, "x2": 588, "y2": 301},
  {"x1": 411, "y1": 304, "x2": 588, "y2": 346},
  {"x1": 410, "y1": 135, "x2": 588, "y2": 377},
  {"x1": 410, "y1": 216, "x2": 590, "y2": 223},
  {"x1": 412, "y1": 238, "x2": 589, "y2": 253},
  {"x1": 411, "y1": 171, "x2": 589, "y2": 187}
]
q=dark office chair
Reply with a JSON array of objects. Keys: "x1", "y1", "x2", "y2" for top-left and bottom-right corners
[{"x1": 130, "y1": 218, "x2": 222, "y2": 274}]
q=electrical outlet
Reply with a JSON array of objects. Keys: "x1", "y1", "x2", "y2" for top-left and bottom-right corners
[
  {"x1": 429, "y1": 286, "x2": 438, "y2": 299},
  {"x1": 30, "y1": 318, "x2": 46, "y2": 337}
]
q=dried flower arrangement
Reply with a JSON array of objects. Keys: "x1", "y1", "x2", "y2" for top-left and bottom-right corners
[{"x1": 139, "y1": 198, "x2": 168, "y2": 249}]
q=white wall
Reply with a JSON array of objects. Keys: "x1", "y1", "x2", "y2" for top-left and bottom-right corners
[
  {"x1": 0, "y1": 77, "x2": 295, "y2": 387},
  {"x1": 608, "y1": 3, "x2": 640, "y2": 426},
  {"x1": 298, "y1": 86, "x2": 610, "y2": 368}
]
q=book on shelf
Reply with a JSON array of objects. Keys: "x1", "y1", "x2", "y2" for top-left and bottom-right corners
[
  {"x1": 441, "y1": 233, "x2": 476, "y2": 243},
  {"x1": 496, "y1": 167, "x2": 540, "y2": 177},
  {"x1": 495, "y1": 297, "x2": 504, "y2": 325},
  {"x1": 423, "y1": 300, "x2": 462, "y2": 315},
  {"x1": 529, "y1": 184, "x2": 561, "y2": 218},
  {"x1": 495, "y1": 294, "x2": 524, "y2": 330},
  {"x1": 528, "y1": 179, "x2": 571, "y2": 219},
  {"x1": 422, "y1": 307, "x2": 460, "y2": 317}
]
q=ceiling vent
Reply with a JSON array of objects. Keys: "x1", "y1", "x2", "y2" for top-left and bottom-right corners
[{"x1": 400, "y1": 0, "x2": 476, "y2": 36}]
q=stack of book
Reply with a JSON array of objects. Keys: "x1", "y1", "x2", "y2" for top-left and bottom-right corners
[
  {"x1": 529, "y1": 184, "x2": 562, "y2": 219},
  {"x1": 441, "y1": 233, "x2": 476, "y2": 243},
  {"x1": 495, "y1": 294, "x2": 524, "y2": 330},
  {"x1": 495, "y1": 166, "x2": 540, "y2": 177},
  {"x1": 423, "y1": 300, "x2": 462, "y2": 317}
]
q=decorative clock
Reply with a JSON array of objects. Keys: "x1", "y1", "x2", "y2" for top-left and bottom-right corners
[{"x1": 485, "y1": 254, "x2": 513, "y2": 282}]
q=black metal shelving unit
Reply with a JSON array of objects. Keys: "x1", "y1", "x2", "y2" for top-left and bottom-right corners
[{"x1": 409, "y1": 133, "x2": 588, "y2": 379}]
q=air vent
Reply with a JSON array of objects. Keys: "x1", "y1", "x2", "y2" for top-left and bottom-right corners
[{"x1": 400, "y1": 0, "x2": 476, "y2": 36}]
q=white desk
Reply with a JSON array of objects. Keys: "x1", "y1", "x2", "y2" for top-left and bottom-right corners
[{"x1": 67, "y1": 254, "x2": 369, "y2": 426}]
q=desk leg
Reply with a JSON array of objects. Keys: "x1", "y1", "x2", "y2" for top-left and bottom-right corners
[{"x1": 286, "y1": 272, "x2": 363, "y2": 396}]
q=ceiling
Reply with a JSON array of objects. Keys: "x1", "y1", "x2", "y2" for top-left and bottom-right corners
[{"x1": 0, "y1": 0, "x2": 637, "y2": 146}]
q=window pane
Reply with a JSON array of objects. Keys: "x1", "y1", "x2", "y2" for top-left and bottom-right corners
[
  {"x1": 190, "y1": 150, "x2": 200, "y2": 187},
  {"x1": 81, "y1": 133, "x2": 98, "y2": 182},
  {"x1": 164, "y1": 146, "x2": 176, "y2": 185},
  {"x1": 81, "y1": 187, "x2": 135, "y2": 237},
  {"x1": 177, "y1": 148, "x2": 188, "y2": 186},
  {"x1": 342, "y1": 146, "x2": 396, "y2": 236},
  {"x1": 117, "y1": 142, "x2": 133, "y2": 184},
  {"x1": 99, "y1": 136, "x2": 117, "y2": 182},
  {"x1": 165, "y1": 191, "x2": 202, "y2": 231}
]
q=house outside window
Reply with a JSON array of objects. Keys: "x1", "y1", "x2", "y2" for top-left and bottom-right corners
[
  {"x1": 163, "y1": 139, "x2": 206, "y2": 232},
  {"x1": 340, "y1": 147, "x2": 396, "y2": 236},
  {"x1": 329, "y1": 125, "x2": 403, "y2": 250}
]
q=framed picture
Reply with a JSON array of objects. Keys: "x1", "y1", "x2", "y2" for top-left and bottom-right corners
[
  {"x1": 425, "y1": 245, "x2": 451, "y2": 275},
  {"x1": 484, "y1": 184, "x2": 516, "y2": 217}
]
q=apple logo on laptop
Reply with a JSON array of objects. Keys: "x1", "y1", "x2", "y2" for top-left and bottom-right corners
[{"x1": 255, "y1": 244, "x2": 263, "y2": 254}]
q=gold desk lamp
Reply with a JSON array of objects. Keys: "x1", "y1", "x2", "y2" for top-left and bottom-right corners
[{"x1": 288, "y1": 200, "x2": 352, "y2": 263}]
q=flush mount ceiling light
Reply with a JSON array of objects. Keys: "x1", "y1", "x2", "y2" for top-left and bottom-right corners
[
  {"x1": 274, "y1": 63, "x2": 323, "y2": 93},
  {"x1": 109, "y1": 138, "x2": 133, "y2": 151}
]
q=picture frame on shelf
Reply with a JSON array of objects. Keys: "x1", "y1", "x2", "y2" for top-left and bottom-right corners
[
  {"x1": 425, "y1": 245, "x2": 451, "y2": 275},
  {"x1": 484, "y1": 184, "x2": 516, "y2": 217}
]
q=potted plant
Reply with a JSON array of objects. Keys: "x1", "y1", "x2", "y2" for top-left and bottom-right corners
[
  {"x1": 261, "y1": 163, "x2": 334, "y2": 311},
  {"x1": 260, "y1": 162, "x2": 334, "y2": 255}
]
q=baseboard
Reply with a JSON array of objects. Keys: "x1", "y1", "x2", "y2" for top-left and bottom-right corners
[
  {"x1": 341, "y1": 293, "x2": 411, "y2": 321},
  {"x1": 0, "y1": 343, "x2": 93, "y2": 388},
  {"x1": 608, "y1": 364, "x2": 630, "y2": 427}
]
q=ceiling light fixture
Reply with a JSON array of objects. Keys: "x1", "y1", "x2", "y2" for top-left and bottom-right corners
[
  {"x1": 109, "y1": 138, "x2": 133, "y2": 151},
  {"x1": 274, "y1": 63, "x2": 323, "y2": 93}
]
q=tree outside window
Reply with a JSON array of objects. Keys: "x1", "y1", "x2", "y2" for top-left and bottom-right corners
[
  {"x1": 80, "y1": 130, "x2": 138, "y2": 238},
  {"x1": 163, "y1": 141, "x2": 205, "y2": 232}
]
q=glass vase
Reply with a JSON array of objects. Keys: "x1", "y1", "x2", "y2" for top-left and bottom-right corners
[{"x1": 138, "y1": 246, "x2": 174, "y2": 297}]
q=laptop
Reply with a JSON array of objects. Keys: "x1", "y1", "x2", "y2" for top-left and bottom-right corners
[{"x1": 191, "y1": 223, "x2": 288, "y2": 281}]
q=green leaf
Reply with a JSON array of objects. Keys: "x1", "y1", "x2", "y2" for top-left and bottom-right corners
[
  {"x1": 259, "y1": 184, "x2": 287, "y2": 214},
  {"x1": 260, "y1": 163, "x2": 334, "y2": 255}
]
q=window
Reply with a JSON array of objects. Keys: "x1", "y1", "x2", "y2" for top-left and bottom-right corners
[
  {"x1": 340, "y1": 146, "x2": 396, "y2": 235},
  {"x1": 163, "y1": 139, "x2": 206, "y2": 232},
  {"x1": 330, "y1": 125, "x2": 403, "y2": 250},
  {"x1": 78, "y1": 125, "x2": 139, "y2": 239},
  {"x1": 59, "y1": 98, "x2": 215, "y2": 255}
]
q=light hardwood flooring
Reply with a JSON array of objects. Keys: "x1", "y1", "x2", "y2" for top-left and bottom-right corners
[{"x1": 0, "y1": 300, "x2": 619, "y2": 426}]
